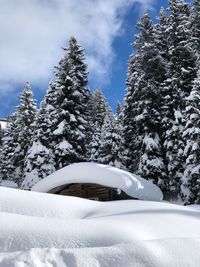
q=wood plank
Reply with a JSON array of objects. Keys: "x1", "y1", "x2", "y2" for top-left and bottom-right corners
[{"x1": 52, "y1": 182, "x2": 136, "y2": 201}]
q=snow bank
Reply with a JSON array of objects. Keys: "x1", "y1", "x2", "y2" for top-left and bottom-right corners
[
  {"x1": 1, "y1": 239, "x2": 200, "y2": 267},
  {"x1": 0, "y1": 187, "x2": 200, "y2": 266},
  {"x1": 32, "y1": 162, "x2": 163, "y2": 201}
]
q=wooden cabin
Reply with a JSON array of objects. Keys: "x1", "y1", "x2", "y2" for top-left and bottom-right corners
[
  {"x1": 32, "y1": 162, "x2": 163, "y2": 202},
  {"x1": 48, "y1": 183, "x2": 135, "y2": 201}
]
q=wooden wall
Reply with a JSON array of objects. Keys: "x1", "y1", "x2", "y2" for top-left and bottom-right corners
[{"x1": 49, "y1": 183, "x2": 135, "y2": 201}]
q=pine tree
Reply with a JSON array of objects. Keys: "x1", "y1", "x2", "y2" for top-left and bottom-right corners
[
  {"x1": 116, "y1": 102, "x2": 122, "y2": 117},
  {"x1": 168, "y1": 0, "x2": 195, "y2": 96},
  {"x1": 113, "y1": 110, "x2": 124, "y2": 168},
  {"x1": 0, "y1": 124, "x2": 3, "y2": 181},
  {"x1": 12, "y1": 83, "x2": 37, "y2": 186},
  {"x1": 191, "y1": 0, "x2": 200, "y2": 55},
  {"x1": 88, "y1": 89, "x2": 112, "y2": 162},
  {"x1": 164, "y1": 109, "x2": 185, "y2": 194},
  {"x1": 22, "y1": 96, "x2": 56, "y2": 189},
  {"x1": 181, "y1": 78, "x2": 200, "y2": 204},
  {"x1": 23, "y1": 35, "x2": 93, "y2": 188},
  {"x1": 123, "y1": 12, "x2": 153, "y2": 173},
  {"x1": 97, "y1": 106, "x2": 123, "y2": 167},
  {"x1": 52, "y1": 37, "x2": 91, "y2": 169},
  {"x1": 123, "y1": 64, "x2": 142, "y2": 172},
  {"x1": 123, "y1": 13, "x2": 167, "y2": 190},
  {"x1": 155, "y1": 7, "x2": 170, "y2": 62},
  {"x1": 91, "y1": 89, "x2": 111, "y2": 128},
  {"x1": 115, "y1": 102, "x2": 125, "y2": 168},
  {"x1": 98, "y1": 113, "x2": 115, "y2": 166},
  {"x1": 89, "y1": 124, "x2": 101, "y2": 162},
  {"x1": 97, "y1": 114, "x2": 112, "y2": 165},
  {"x1": 138, "y1": 132, "x2": 167, "y2": 188},
  {"x1": 163, "y1": 0, "x2": 197, "y2": 195},
  {"x1": 136, "y1": 80, "x2": 167, "y2": 190},
  {"x1": 0, "y1": 114, "x2": 17, "y2": 182},
  {"x1": 0, "y1": 124, "x2": 3, "y2": 146}
]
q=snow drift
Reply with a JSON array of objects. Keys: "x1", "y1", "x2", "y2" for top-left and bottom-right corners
[{"x1": 0, "y1": 187, "x2": 200, "y2": 266}]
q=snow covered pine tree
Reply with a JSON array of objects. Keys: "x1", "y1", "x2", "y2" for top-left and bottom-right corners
[
  {"x1": 181, "y1": 78, "x2": 200, "y2": 204},
  {"x1": 163, "y1": 0, "x2": 197, "y2": 197},
  {"x1": 0, "y1": 114, "x2": 17, "y2": 182},
  {"x1": 22, "y1": 87, "x2": 56, "y2": 189},
  {"x1": 52, "y1": 37, "x2": 91, "y2": 169},
  {"x1": 88, "y1": 89, "x2": 113, "y2": 162},
  {"x1": 123, "y1": 12, "x2": 167, "y2": 191},
  {"x1": 1, "y1": 83, "x2": 36, "y2": 186}
]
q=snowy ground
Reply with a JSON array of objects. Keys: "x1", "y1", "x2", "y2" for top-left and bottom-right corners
[{"x1": 0, "y1": 187, "x2": 200, "y2": 266}]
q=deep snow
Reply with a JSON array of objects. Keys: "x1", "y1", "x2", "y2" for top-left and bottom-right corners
[{"x1": 0, "y1": 187, "x2": 200, "y2": 266}]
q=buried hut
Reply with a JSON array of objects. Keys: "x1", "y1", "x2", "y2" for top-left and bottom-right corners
[{"x1": 32, "y1": 163, "x2": 163, "y2": 202}]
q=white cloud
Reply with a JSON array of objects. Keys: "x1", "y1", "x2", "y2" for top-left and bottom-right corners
[{"x1": 0, "y1": 0, "x2": 155, "y2": 95}]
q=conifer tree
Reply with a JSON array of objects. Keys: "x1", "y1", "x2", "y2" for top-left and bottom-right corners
[
  {"x1": 12, "y1": 83, "x2": 37, "y2": 186},
  {"x1": 163, "y1": 0, "x2": 197, "y2": 195},
  {"x1": 191, "y1": 0, "x2": 200, "y2": 54},
  {"x1": 89, "y1": 125, "x2": 101, "y2": 162},
  {"x1": 23, "y1": 37, "x2": 92, "y2": 187},
  {"x1": 113, "y1": 112, "x2": 124, "y2": 168},
  {"x1": 0, "y1": 124, "x2": 3, "y2": 146},
  {"x1": 115, "y1": 102, "x2": 125, "y2": 168},
  {"x1": 155, "y1": 7, "x2": 169, "y2": 61},
  {"x1": 22, "y1": 95, "x2": 56, "y2": 189},
  {"x1": 88, "y1": 89, "x2": 112, "y2": 162},
  {"x1": 0, "y1": 125, "x2": 3, "y2": 180},
  {"x1": 98, "y1": 113, "x2": 115, "y2": 166},
  {"x1": 98, "y1": 114, "x2": 114, "y2": 165},
  {"x1": 97, "y1": 103, "x2": 124, "y2": 167},
  {"x1": 136, "y1": 81, "x2": 167, "y2": 190},
  {"x1": 52, "y1": 37, "x2": 91, "y2": 169},
  {"x1": 91, "y1": 89, "x2": 111, "y2": 128},
  {"x1": 181, "y1": 78, "x2": 200, "y2": 204},
  {"x1": 116, "y1": 102, "x2": 122, "y2": 117},
  {"x1": 138, "y1": 132, "x2": 167, "y2": 188},
  {"x1": 0, "y1": 114, "x2": 17, "y2": 182},
  {"x1": 123, "y1": 13, "x2": 153, "y2": 172},
  {"x1": 168, "y1": 0, "x2": 195, "y2": 96},
  {"x1": 123, "y1": 13, "x2": 167, "y2": 190}
]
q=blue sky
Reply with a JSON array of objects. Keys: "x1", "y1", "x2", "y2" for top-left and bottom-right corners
[{"x1": 0, "y1": 0, "x2": 169, "y2": 118}]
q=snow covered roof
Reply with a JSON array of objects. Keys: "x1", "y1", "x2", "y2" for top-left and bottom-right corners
[
  {"x1": 0, "y1": 118, "x2": 7, "y2": 129},
  {"x1": 32, "y1": 162, "x2": 163, "y2": 201}
]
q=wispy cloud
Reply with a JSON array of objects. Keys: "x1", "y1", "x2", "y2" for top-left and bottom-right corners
[{"x1": 0, "y1": 0, "x2": 155, "y2": 96}]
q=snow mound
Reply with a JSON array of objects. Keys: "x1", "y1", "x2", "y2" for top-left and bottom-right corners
[
  {"x1": 32, "y1": 162, "x2": 163, "y2": 201},
  {"x1": 0, "y1": 187, "x2": 200, "y2": 266}
]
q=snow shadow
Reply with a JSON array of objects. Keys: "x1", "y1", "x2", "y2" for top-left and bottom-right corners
[{"x1": 85, "y1": 208, "x2": 200, "y2": 220}]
